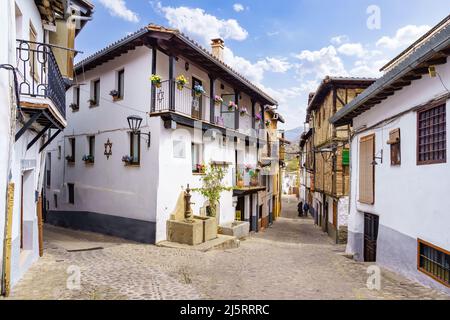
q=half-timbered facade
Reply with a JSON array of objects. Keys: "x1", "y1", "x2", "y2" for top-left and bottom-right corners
[{"x1": 306, "y1": 77, "x2": 375, "y2": 243}]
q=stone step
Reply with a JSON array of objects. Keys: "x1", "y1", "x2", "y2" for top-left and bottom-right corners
[{"x1": 157, "y1": 235, "x2": 240, "y2": 252}]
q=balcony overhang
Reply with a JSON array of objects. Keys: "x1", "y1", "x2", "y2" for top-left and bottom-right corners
[{"x1": 233, "y1": 187, "x2": 266, "y2": 197}]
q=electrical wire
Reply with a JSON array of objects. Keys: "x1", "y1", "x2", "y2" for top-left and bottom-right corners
[{"x1": 437, "y1": 72, "x2": 450, "y2": 93}]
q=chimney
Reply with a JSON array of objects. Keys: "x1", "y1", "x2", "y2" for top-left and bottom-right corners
[{"x1": 211, "y1": 38, "x2": 225, "y2": 61}]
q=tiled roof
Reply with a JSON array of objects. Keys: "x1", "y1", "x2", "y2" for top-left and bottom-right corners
[{"x1": 75, "y1": 24, "x2": 278, "y2": 106}]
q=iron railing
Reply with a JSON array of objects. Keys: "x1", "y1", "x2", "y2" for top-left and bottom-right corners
[
  {"x1": 16, "y1": 39, "x2": 66, "y2": 117},
  {"x1": 152, "y1": 80, "x2": 261, "y2": 130}
]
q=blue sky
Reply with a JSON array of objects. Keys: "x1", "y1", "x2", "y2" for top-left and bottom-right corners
[{"x1": 75, "y1": 0, "x2": 450, "y2": 129}]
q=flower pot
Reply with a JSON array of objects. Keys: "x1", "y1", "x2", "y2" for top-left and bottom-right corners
[
  {"x1": 250, "y1": 177, "x2": 259, "y2": 187},
  {"x1": 237, "y1": 180, "x2": 244, "y2": 188},
  {"x1": 153, "y1": 82, "x2": 162, "y2": 88},
  {"x1": 177, "y1": 83, "x2": 184, "y2": 91}
]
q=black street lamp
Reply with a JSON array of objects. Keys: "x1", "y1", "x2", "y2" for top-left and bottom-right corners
[{"x1": 127, "y1": 115, "x2": 151, "y2": 148}]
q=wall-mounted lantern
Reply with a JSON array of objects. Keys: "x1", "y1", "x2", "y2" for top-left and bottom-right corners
[{"x1": 127, "y1": 115, "x2": 151, "y2": 148}]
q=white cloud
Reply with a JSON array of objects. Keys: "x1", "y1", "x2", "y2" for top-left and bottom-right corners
[
  {"x1": 99, "y1": 0, "x2": 139, "y2": 23},
  {"x1": 337, "y1": 43, "x2": 367, "y2": 58},
  {"x1": 223, "y1": 48, "x2": 291, "y2": 84},
  {"x1": 156, "y1": 2, "x2": 248, "y2": 45},
  {"x1": 295, "y1": 46, "x2": 348, "y2": 79},
  {"x1": 376, "y1": 25, "x2": 430, "y2": 50},
  {"x1": 233, "y1": 3, "x2": 245, "y2": 12},
  {"x1": 331, "y1": 35, "x2": 349, "y2": 45}
]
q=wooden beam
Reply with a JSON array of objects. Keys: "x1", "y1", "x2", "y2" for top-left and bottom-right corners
[
  {"x1": 15, "y1": 111, "x2": 42, "y2": 142},
  {"x1": 209, "y1": 75, "x2": 216, "y2": 124},
  {"x1": 39, "y1": 129, "x2": 61, "y2": 153},
  {"x1": 426, "y1": 57, "x2": 447, "y2": 66},
  {"x1": 27, "y1": 123, "x2": 51, "y2": 150}
]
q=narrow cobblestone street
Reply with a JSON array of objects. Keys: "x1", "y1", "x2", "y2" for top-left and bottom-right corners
[{"x1": 7, "y1": 196, "x2": 450, "y2": 300}]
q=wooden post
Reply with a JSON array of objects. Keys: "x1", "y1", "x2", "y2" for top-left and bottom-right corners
[
  {"x1": 37, "y1": 195, "x2": 44, "y2": 257},
  {"x1": 234, "y1": 90, "x2": 240, "y2": 130},
  {"x1": 209, "y1": 76, "x2": 216, "y2": 123},
  {"x1": 151, "y1": 47, "x2": 157, "y2": 112},
  {"x1": 2, "y1": 183, "x2": 14, "y2": 297},
  {"x1": 169, "y1": 55, "x2": 175, "y2": 111}
]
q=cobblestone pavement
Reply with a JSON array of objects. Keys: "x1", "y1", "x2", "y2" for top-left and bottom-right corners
[{"x1": 7, "y1": 195, "x2": 450, "y2": 300}]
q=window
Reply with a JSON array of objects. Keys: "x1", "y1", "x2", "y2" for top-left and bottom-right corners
[
  {"x1": 359, "y1": 134, "x2": 375, "y2": 205},
  {"x1": 417, "y1": 103, "x2": 446, "y2": 165},
  {"x1": 388, "y1": 128, "x2": 401, "y2": 166},
  {"x1": 418, "y1": 239, "x2": 450, "y2": 287},
  {"x1": 73, "y1": 87, "x2": 80, "y2": 108},
  {"x1": 29, "y1": 23, "x2": 39, "y2": 82},
  {"x1": 191, "y1": 143, "x2": 204, "y2": 173},
  {"x1": 68, "y1": 183, "x2": 75, "y2": 204},
  {"x1": 53, "y1": 194, "x2": 58, "y2": 209},
  {"x1": 88, "y1": 136, "x2": 95, "y2": 157},
  {"x1": 68, "y1": 138, "x2": 76, "y2": 163},
  {"x1": 117, "y1": 69, "x2": 125, "y2": 99},
  {"x1": 46, "y1": 153, "x2": 51, "y2": 188},
  {"x1": 130, "y1": 132, "x2": 140, "y2": 165},
  {"x1": 58, "y1": 145, "x2": 62, "y2": 160},
  {"x1": 92, "y1": 79, "x2": 100, "y2": 106}
]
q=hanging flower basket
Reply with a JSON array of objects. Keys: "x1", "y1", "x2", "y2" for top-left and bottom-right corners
[
  {"x1": 228, "y1": 101, "x2": 238, "y2": 112},
  {"x1": 239, "y1": 107, "x2": 248, "y2": 116},
  {"x1": 196, "y1": 164, "x2": 206, "y2": 174},
  {"x1": 265, "y1": 120, "x2": 271, "y2": 127},
  {"x1": 244, "y1": 164, "x2": 252, "y2": 172},
  {"x1": 193, "y1": 84, "x2": 205, "y2": 97},
  {"x1": 255, "y1": 113, "x2": 262, "y2": 122},
  {"x1": 82, "y1": 155, "x2": 95, "y2": 163},
  {"x1": 87, "y1": 99, "x2": 97, "y2": 107},
  {"x1": 150, "y1": 74, "x2": 162, "y2": 88},
  {"x1": 69, "y1": 103, "x2": 79, "y2": 111},
  {"x1": 65, "y1": 155, "x2": 75, "y2": 163},
  {"x1": 176, "y1": 75, "x2": 188, "y2": 90},
  {"x1": 214, "y1": 95, "x2": 224, "y2": 106}
]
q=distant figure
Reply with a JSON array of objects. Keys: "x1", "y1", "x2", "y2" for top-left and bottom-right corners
[
  {"x1": 298, "y1": 201, "x2": 303, "y2": 217},
  {"x1": 303, "y1": 203, "x2": 310, "y2": 217}
]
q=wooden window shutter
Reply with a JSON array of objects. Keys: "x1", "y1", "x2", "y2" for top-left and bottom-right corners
[{"x1": 359, "y1": 134, "x2": 375, "y2": 204}]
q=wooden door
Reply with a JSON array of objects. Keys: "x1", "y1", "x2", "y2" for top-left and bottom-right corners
[
  {"x1": 191, "y1": 77, "x2": 202, "y2": 119},
  {"x1": 364, "y1": 213, "x2": 379, "y2": 262},
  {"x1": 333, "y1": 201, "x2": 338, "y2": 227}
]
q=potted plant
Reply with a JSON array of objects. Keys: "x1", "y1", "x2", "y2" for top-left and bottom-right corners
[
  {"x1": 196, "y1": 164, "x2": 206, "y2": 174},
  {"x1": 109, "y1": 89, "x2": 120, "y2": 101},
  {"x1": 192, "y1": 163, "x2": 232, "y2": 218},
  {"x1": 193, "y1": 84, "x2": 205, "y2": 97},
  {"x1": 255, "y1": 113, "x2": 262, "y2": 123},
  {"x1": 214, "y1": 95, "x2": 224, "y2": 106},
  {"x1": 82, "y1": 155, "x2": 95, "y2": 164},
  {"x1": 150, "y1": 74, "x2": 162, "y2": 88},
  {"x1": 249, "y1": 170, "x2": 259, "y2": 187},
  {"x1": 265, "y1": 120, "x2": 271, "y2": 127},
  {"x1": 236, "y1": 171, "x2": 244, "y2": 188},
  {"x1": 69, "y1": 103, "x2": 79, "y2": 111},
  {"x1": 244, "y1": 164, "x2": 252, "y2": 173},
  {"x1": 239, "y1": 106, "x2": 248, "y2": 116},
  {"x1": 65, "y1": 155, "x2": 75, "y2": 163},
  {"x1": 176, "y1": 75, "x2": 188, "y2": 90},
  {"x1": 122, "y1": 155, "x2": 133, "y2": 165},
  {"x1": 87, "y1": 99, "x2": 97, "y2": 107},
  {"x1": 228, "y1": 101, "x2": 238, "y2": 112}
]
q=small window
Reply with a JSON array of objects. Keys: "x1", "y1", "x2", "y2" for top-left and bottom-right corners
[
  {"x1": 91, "y1": 79, "x2": 100, "y2": 106},
  {"x1": 130, "y1": 132, "x2": 140, "y2": 165},
  {"x1": 68, "y1": 183, "x2": 75, "y2": 204},
  {"x1": 191, "y1": 143, "x2": 204, "y2": 173},
  {"x1": 53, "y1": 194, "x2": 58, "y2": 209},
  {"x1": 58, "y1": 145, "x2": 62, "y2": 159},
  {"x1": 388, "y1": 129, "x2": 401, "y2": 166},
  {"x1": 117, "y1": 69, "x2": 125, "y2": 99},
  {"x1": 88, "y1": 136, "x2": 95, "y2": 157},
  {"x1": 73, "y1": 87, "x2": 80, "y2": 108},
  {"x1": 418, "y1": 239, "x2": 450, "y2": 287},
  {"x1": 417, "y1": 104, "x2": 446, "y2": 165},
  {"x1": 68, "y1": 138, "x2": 76, "y2": 163},
  {"x1": 46, "y1": 153, "x2": 51, "y2": 188}
]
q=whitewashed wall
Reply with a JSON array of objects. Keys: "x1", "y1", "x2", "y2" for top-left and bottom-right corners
[{"x1": 348, "y1": 62, "x2": 450, "y2": 251}]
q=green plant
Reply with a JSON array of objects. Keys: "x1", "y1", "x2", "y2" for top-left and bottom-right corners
[{"x1": 192, "y1": 163, "x2": 232, "y2": 217}]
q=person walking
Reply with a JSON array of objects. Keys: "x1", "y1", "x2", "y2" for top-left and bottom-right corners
[
  {"x1": 303, "y1": 202, "x2": 309, "y2": 217},
  {"x1": 298, "y1": 201, "x2": 303, "y2": 217}
]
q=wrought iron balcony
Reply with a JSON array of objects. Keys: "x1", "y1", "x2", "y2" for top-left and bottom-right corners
[
  {"x1": 16, "y1": 39, "x2": 66, "y2": 118},
  {"x1": 151, "y1": 80, "x2": 238, "y2": 130}
]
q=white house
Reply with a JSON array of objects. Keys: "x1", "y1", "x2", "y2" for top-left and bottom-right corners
[
  {"x1": 330, "y1": 16, "x2": 450, "y2": 293},
  {"x1": 0, "y1": 0, "x2": 93, "y2": 295},
  {"x1": 46, "y1": 25, "x2": 283, "y2": 244}
]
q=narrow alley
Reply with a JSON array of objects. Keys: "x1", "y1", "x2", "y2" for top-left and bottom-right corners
[{"x1": 6, "y1": 196, "x2": 448, "y2": 300}]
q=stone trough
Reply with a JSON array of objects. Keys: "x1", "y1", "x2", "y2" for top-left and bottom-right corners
[{"x1": 219, "y1": 221, "x2": 250, "y2": 239}]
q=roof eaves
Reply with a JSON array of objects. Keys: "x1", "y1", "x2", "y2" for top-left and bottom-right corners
[{"x1": 330, "y1": 24, "x2": 450, "y2": 125}]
